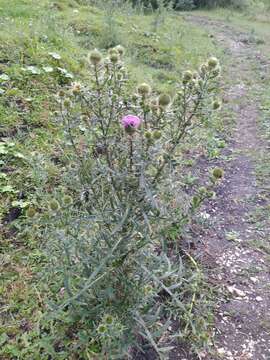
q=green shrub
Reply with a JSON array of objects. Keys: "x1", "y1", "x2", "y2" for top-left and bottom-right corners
[
  {"x1": 130, "y1": 0, "x2": 250, "y2": 10},
  {"x1": 174, "y1": 0, "x2": 195, "y2": 10},
  {"x1": 193, "y1": 0, "x2": 250, "y2": 9},
  {"x1": 34, "y1": 47, "x2": 221, "y2": 357}
]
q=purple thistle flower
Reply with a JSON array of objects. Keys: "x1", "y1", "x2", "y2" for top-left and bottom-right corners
[{"x1": 121, "y1": 115, "x2": 141, "y2": 131}]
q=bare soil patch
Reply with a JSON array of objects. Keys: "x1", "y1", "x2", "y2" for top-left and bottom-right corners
[{"x1": 183, "y1": 15, "x2": 270, "y2": 360}]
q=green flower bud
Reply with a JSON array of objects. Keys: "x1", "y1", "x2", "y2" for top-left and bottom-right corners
[
  {"x1": 158, "y1": 93, "x2": 171, "y2": 107},
  {"x1": 145, "y1": 131, "x2": 152, "y2": 139},
  {"x1": 192, "y1": 195, "x2": 200, "y2": 207},
  {"x1": 104, "y1": 314, "x2": 114, "y2": 325},
  {"x1": 97, "y1": 324, "x2": 108, "y2": 334},
  {"x1": 26, "y1": 207, "x2": 36, "y2": 218},
  {"x1": 198, "y1": 187, "x2": 207, "y2": 196},
  {"x1": 183, "y1": 70, "x2": 193, "y2": 83},
  {"x1": 71, "y1": 82, "x2": 81, "y2": 95},
  {"x1": 49, "y1": 199, "x2": 60, "y2": 212},
  {"x1": 199, "y1": 63, "x2": 208, "y2": 75},
  {"x1": 153, "y1": 130, "x2": 161, "y2": 140},
  {"x1": 63, "y1": 98, "x2": 71, "y2": 109},
  {"x1": 63, "y1": 195, "x2": 73, "y2": 206},
  {"x1": 212, "y1": 168, "x2": 224, "y2": 179},
  {"x1": 110, "y1": 53, "x2": 119, "y2": 64},
  {"x1": 208, "y1": 57, "x2": 219, "y2": 69},
  {"x1": 115, "y1": 45, "x2": 125, "y2": 56},
  {"x1": 137, "y1": 83, "x2": 151, "y2": 96},
  {"x1": 89, "y1": 49, "x2": 102, "y2": 65},
  {"x1": 213, "y1": 99, "x2": 222, "y2": 110},
  {"x1": 108, "y1": 48, "x2": 118, "y2": 56}
]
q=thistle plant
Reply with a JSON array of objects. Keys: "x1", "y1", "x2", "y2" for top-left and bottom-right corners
[{"x1": 42, "y1": 47, "x2": 222, "y2": 357}]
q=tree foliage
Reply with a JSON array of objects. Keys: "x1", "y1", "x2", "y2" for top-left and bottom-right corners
[{"x1": 130, "y1": 0, "x2": 249, "y2": 10}]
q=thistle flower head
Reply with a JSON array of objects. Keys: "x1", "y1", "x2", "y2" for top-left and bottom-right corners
[
  {"x1": 26, "y1": 207, "x2": 36, "y2": 218},
  {"x1": 63, "y1": 195, "x2": 73, "y2": 206},
  {"x1": 198, "y1": 186, "x2": 207, "y2": 196},
  {"x1": 97, "y1": 324, "x2": 108, "y2": 334},
  {"x1": 115, "y1": 44, "x2": 125, "y2": 56},
  {"x1": 63, "y1": 98, "x2": 72, "y2": 109},
  {"x1": 208, "y1": 57, "x2": 219, "y2": 69},
  {"x1": 89, "y1": 49, "x2": 102, "y2": 65},
  {"x1": 158, "y1": 93, "x2": 171, "y2": 107},
  {"x1": 108, "y1": 47, "x2": 118, "y2": 56},
  {"x1": 199, "y1": 63, "x2": 208, "y2": 75},
  {"x1": 121, "y1": 115, "x2": 141, "y2": 134},
  {"x1": 49, "y1": 199, "x2": 60, "y2": 212},
  {"x1": 104, "y1": 314, "x2": 114, "y2": 325},
  {"x1": 110, "y1": 53, "x2": 119, "y2": 64},
  {"x1": 71, "y1": 82, "x2": 81, "y2": 95},
  {"x1": 137, "y1": 83, "x2": 151, "y2": 96},
  {"x1": 153, "y1": 130, "x2": 161, "y2": 140},
  {"x1": 212, "y1": 168, "x2": 224, "y2": 179},
  {"x1": 58, "y1": 89, "x2": 65, "y2": 97},
  {"x1": 183, "y1": 70, "x2": 193, "y2": 83}
]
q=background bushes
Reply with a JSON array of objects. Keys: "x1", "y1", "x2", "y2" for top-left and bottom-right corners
[{"x1": 130, "y1": 0, "x2": 251, "y2": 10}]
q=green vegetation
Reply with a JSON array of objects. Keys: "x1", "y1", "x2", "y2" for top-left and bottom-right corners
[
  {"x1": 4, "y1": 0, "x2": 270, "y2": 358},
  {"x1": 0, "y1": 1, "x2": 226, "y2": 358},
  {"x1": 195, "y1": 1, "x2": 270, "y2": 65},
  {"x1": 130, "y1": 0, "x2": 270, "y2": 11}
]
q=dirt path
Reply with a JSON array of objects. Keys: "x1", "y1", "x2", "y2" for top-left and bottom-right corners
[{"x1": 185, "y1": 16, "x2": 270, "y2": 360}]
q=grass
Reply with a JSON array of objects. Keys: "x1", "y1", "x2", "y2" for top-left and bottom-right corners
[
  {"x1": 249, "y1": 77, "x2": 270, "y2": 261},
  {"x1": 3, "y1": 0, "x2": 270, "y2": 358},
  {"x1": 194, "y1": 5, "x2": 270, "y2": 59},
  {"x1": 0, "y1": 1, "x2": 226, "y2": 358}
]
